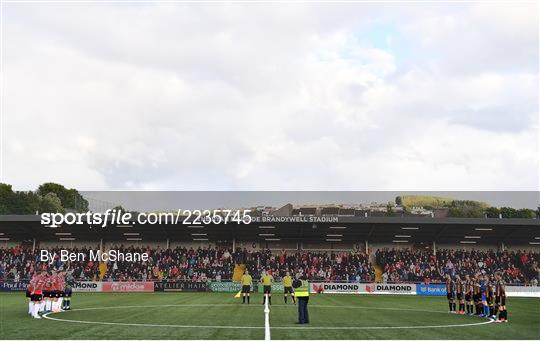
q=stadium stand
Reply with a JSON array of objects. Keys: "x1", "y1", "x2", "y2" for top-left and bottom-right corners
[
  {"x1": 1, "y1": 246, "x2": 538, "y2": 284},
  {"x1": 376, "y1": 248, "x2": 539, "y2": 284}
]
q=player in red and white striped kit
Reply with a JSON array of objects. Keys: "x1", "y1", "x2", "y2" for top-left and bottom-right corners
[{"x1": 30, "y1": 269, "x2": 47, "y2": 319}]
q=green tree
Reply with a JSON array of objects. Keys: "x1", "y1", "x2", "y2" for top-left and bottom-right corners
[
  {"x1": 0, "y1": 183, "x2": 14, "y2": 214},
  {"x1": 499, "y1": 207, "x2": 517, "y2": 218},
  {"x1": 447, "y1": 200, "x2": 485, "y2": 218},
  {"x1": 516, "y1": 209, "x2": 536, "y2": 219},
  {"x1": 37, "y1": 182, "x2": 88, "y2": 212},
  {"x1": 386, "y1": 203, "x2": 396, "y2": 217},
  {"x1": 484, "y1": 206, "x2": 500, "y2": 218},
  {"x1": 39, "y1": 192, "x2": 65, "y2": 213}
]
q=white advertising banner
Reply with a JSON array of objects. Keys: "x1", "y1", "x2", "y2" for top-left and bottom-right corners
[
  {"x1": 506, "y1": 285, "x2": 540, "y2": 297},
  {"x1": 72, "y1": 281, "x2": 103, "y2": 292},
  {"x1": 363, "y1": 283, "x2": 417, "y2": 295},
  {"x1": 310, "y1": 282, "x2": 363, "y2": 294},
  {"x1": 310, "y1": 282, "x2": 417, "y2": 295}
]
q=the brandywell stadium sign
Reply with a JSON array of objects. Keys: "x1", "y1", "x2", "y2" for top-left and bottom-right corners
[{"x1": 252, "y1": 216, "x2": 339, "y2": 223}]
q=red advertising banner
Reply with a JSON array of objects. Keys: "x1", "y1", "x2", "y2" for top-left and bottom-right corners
[{"x1": 102, "y1": 282, "x2": 154, "y2": 292}]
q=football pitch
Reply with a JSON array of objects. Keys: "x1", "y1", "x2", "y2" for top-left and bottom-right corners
[{"x1": 1, "y1": 293, "x2": 539, "y2": 339}]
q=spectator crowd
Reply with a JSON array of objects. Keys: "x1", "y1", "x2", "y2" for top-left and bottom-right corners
[
  {"x1": 376, "y1": 248, "x2": 539, "y2": 285},
  {"x1": 0, "y1": 245, "x2": 538, "y2": 285}
]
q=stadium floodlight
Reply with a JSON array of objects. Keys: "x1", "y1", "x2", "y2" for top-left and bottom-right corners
[
  {"x1": 187, "y1": 225, "x2": 205, "y2": 229},
  {"x1": 265, "y1": 238, "x2": 280, "y2": 241},
  {"x1": 193, "y1": 238, "x2": 209, "y2": 241},
  {"x1": 0, "y1": 237, "x2": 9, "y2": 241},
  {"x1": 326, "y1": 234, "x2": 342, "y2": 237},
  {"x1": 535, "y1": 237, "x2": 540, "y2": 239},
  {"x1": 474, "y1": 228, "x2": 493, "y2": 231},
  {"x1": 126, "y1": 238, "x2": 142, "y2": 241},
  {"x1": 394, "y1": 235, "x2": 411, "y2": 238},
  {"x1": 529, "y1": 242, "x2": 540, "y2": 245},
  {"x1": 464, "y1": 236, "x2": 481, "y2": 239},
  {"x1": 326, "y1": 238, "x2": 342, "y2": 242},
  {"x1": 258, "y1": 226, "x2": 276, "y2": 229},
  {"x1": 192, "y1": 233, "x2": 207, "y2": 236},
  {"x1": 258, "y1": 233, "x2": 275, "y2": 236},
  {"x1": 460, "y1": 241, "x2": 476, "y2": 244},
  {"x1": 59, "y1": 237, "x2": 75, "y2": 241},
  {"x1": 54, "y1": 232, "x2": 72, "y2": 236},
  {"x1": 401, "y1": 227, "x2": 419, "y2": 230},
  {"x1": 392, "y1": 240, "x2": 408, "y2": 243},
  {"x1": 123, "y1": 232, "x2": 139, "y2": 236},
  {"x1": 329, "y1": 226, "x2": 347, "y2": 229}
]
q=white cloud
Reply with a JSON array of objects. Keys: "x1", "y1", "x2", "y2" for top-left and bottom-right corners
[{"x1": 2, "y1": 3, "x2": 538, "y2": 191}]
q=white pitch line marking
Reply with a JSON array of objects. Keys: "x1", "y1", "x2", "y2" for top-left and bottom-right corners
[
  {"x1": 42, "y1": 304, "x2": 495, "y2": 330},
  {"x1": 264, "y1": 294, "x2": 271, "y2": 340}
]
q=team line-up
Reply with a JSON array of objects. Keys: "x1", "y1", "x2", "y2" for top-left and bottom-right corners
[
  {"x1": 24, "y1": 268, "x2": 509, "y2": 325},
  {"x1": 444, "y1": 272, "x2": 508, "y2": 322}
]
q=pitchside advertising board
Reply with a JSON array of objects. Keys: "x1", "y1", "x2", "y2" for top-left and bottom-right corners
[
  {"x1": 257, "y1": 283, "x2": 284, "y2": 293},
  {"x1": 311, "y1": 283, "x2": 417, "y2": 295},
  {"x1": 311, "y1": 283, "x2": 540, "y2": 297},
  {"x1": 102, "y1": 282, "x2": 154, "y2": 292},
  {"x1": 73, "y1": 281, "x2": 103, "y2": 292},
  {"x1": 154, "y1": 280, "x2": 207, "y2": 292},
  {"x1": 0, "y1": 281, "x2": 29, "y2": 292},
  {"x1": 416, "y1": 283, "x2": 447, "y2": 296},
  {"x1": 208, "y1": 281, "x2": 243, "y2": 292},
  {"x1": 4, "y1": 280, "x2": 539, "y2": 296}
]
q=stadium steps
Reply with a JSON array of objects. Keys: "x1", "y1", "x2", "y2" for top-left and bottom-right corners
[
  {"x1": 99, "y1": 261, "x2": 108, "y2": 280},
  {"x1": 374, "y1": 265, "x2": 383, "y2": 283},
  {"x1": 233, "y1": 264, "x2": 246, "y2": 282}
]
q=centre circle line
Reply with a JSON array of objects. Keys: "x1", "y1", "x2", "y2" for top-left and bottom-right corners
[{"x1": 42, "y1": 304, "x2": 495, "y2": 330}]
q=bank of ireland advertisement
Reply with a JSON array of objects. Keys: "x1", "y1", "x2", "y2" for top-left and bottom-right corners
[{"x1": 416, "y1": 283, "x2": 446, "y2": 296}]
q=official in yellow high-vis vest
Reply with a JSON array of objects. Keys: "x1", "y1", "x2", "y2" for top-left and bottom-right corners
[{"x1": 293, "y1": 274, "x2": 309, "y2": 324}]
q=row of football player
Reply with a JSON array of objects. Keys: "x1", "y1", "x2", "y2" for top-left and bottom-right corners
[
  {"x1": 445, "y1": 272, "x2": 508, "y2": 323},
  {"x1": 26, "y1": 268, "x2": 75, "y2": 319}
]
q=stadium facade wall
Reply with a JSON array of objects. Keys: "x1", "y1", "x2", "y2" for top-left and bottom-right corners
[
  {"x1": 370, "y1": 243, "x2": 505, "y2": 251},
  {"x1": 169, "y1": 241, "x2": 219, "y2": 249},
  {"x1": 105, "y1": 241, "x2": 165, "y2": 248},
  {"x1": 436, "y1": 244, "x2": 502, "y2": 251},
  {"x1": 0, "y1": 241, "x2": 20, "y2": 248},
  {"x1": 302, "y1": 242, "x2": 356, "y2": 251},
  {"x1": 265, "y1": 241, "x2": 300, "y2": 250},
  {"x1": 39, "y1": 241, "x2": 100, "y2": 248},
  {"x1": 503, "y1": 245, "x2": 540, "y2": 252}
]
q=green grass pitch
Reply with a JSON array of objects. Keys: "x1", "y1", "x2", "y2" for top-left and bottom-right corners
[{"x1": 1, "y1": 292, "x2": 539, "y2": 339}]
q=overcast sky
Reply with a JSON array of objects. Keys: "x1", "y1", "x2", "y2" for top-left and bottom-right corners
[{"x1": 2, "y1": 2, "x2": 538, "y2": 191}]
